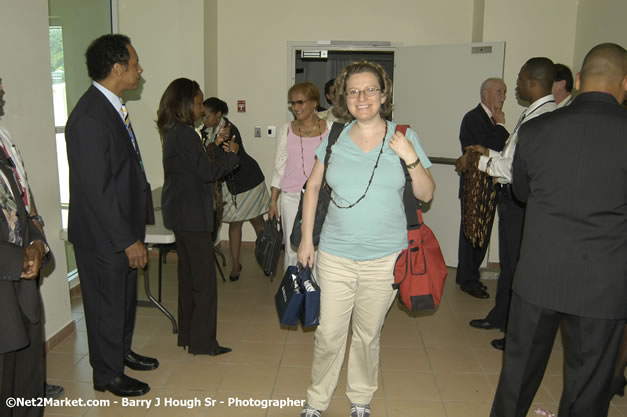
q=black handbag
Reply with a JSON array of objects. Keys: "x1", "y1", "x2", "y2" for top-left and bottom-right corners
[
  {"x1": 255, "y1": 219, "x2": 282, "y2": 277},
  {"x1": 290, "y1": 122, "x2": 344, "y2": 247}
]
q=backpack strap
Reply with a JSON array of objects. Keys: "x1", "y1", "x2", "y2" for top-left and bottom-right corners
[
  {"x1": 320, "y1": 122, "x2": 345, "y2": 184},
  {"x1": 323, "y1": 122, "x2": 344, "y2": 166},
  {"x1": 395, "y1": 124, "x2": 423, "y2": 227}
]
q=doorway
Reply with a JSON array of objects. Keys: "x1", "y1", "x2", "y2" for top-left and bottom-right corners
[{"x1": 294, "y1": 49, "x2": 395, "y2": 109}]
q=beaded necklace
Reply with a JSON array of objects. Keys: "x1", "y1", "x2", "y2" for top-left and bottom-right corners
[{"x1": 329, "y1": 122, "x2": 388, "y2": 209}]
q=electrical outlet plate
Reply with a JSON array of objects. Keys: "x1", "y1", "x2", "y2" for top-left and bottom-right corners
[{"x1": 254, "y1": 126, "x2": 261, "y2": 138}]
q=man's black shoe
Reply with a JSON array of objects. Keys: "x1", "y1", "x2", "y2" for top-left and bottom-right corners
[
  {"x1": 491, "y1": 337, "x2": 505, "y2": 351},
  {"x1": 124, "y1": 351, "x2": 159, "y2": 371},
  {"x1": 94, "y1": 374, "x2": 150, "y2": 397},
  {"x1": 208, "y1": 345, "x2": 232, "y2": 356},
  {"x1": 45, "y1": 383, "x2": 64, "y2": 399},
  {"x1": 469, "y1": 318, "x2": 498, "y2": 330},
  {"x1": 462, "y1": 286, "x2": 489, "y2": 299}
]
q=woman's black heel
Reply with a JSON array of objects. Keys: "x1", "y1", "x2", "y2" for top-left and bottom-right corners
[{"x1": 229, "y1": 264, "x2": 242, "y2": 281}]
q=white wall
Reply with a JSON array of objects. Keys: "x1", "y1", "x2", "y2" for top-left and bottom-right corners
[
  {"x1": 0, "y1": 0, "x2": 72, "y2": 340},
  {"x1": 573, "y1": 0, "x2": 627, "y2": 74},
  {"x1": 117, "y1": 0, "x2": 206, "y2": 192}
]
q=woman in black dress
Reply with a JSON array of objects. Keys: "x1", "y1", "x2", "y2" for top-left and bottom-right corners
[{"x1": 158, "y1": 79, "x2": 238, "y2": 355}]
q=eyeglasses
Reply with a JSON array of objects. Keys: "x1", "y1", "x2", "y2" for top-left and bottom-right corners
[
  {"x1": 346, "y1": 87, "x2": 381, "y2": 99},
  {"x1": 288, "y1": 99, "x2": 311, "y2": 107}
]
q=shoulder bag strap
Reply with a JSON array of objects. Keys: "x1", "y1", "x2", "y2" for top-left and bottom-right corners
[
  {"x1": 396, "y1": 124, "x2": 423, "y2": 227},
  {"x1": 321, "y1": 122, "x2": 345, "y2": 183}
]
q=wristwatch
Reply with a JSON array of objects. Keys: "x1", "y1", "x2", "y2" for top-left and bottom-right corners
[{"x1": 30, "y1": 215, "x2": 45, "y2": 227}]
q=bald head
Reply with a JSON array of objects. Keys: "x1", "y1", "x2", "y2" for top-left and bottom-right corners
[
  {"x1": 578, "y1": 43, "x2": 627, "y2": 102},
  {"x1": 480, "y1": 77, "x2": 507, "y2": 111}
]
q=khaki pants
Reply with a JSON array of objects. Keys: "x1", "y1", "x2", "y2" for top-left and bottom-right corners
[{"x1": 306, "y1": 250, "x2": 399, "y2": 410}]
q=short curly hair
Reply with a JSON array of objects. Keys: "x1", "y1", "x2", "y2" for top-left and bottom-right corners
[
  {"x1": 332, "y1": 60, "x2": 394, "y2": 121},
  {"x1": 85, "y1": 34, "x2": 131, "y2": 82}
]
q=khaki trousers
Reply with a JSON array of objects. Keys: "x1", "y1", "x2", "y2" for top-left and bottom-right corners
[{"x1": 306, "y1": 250, "x2": 399, "y2": 410}]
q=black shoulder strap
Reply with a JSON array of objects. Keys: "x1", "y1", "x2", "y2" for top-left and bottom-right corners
[
  {"x1": 323, "y1": 122, "x2": 344, "y2": 166},
  {"x1": 396, "y1": 124, "x2": 422, "y2": 227},
  {"x1": 321, "y1": 122, "x2": 345, "y2": 184}
]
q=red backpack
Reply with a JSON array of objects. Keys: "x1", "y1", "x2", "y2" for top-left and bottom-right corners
[{"x1": 392, "y1": 125, "x2": 448, "y2": 311}]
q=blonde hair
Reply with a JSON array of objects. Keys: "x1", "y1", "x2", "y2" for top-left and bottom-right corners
[{"x1": 288, "y1": 82, "x2": 320, "y2": 107}]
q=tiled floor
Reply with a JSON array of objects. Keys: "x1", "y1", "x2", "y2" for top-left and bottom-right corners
[{"x1": 45, "y1": 248, "x2": 627, "y2": 417}]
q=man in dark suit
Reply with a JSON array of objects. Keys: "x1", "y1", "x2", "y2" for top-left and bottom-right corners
[
  {"x1": 491, "y1": 43, "x2": 627, "y2": 417},
  {"x1": 65, "y1": 34, "x2": 157, "y2": 397},
  {"x1": 0, "y1": 78, "x2": 48, "y2": 417},
  {"x1": 456, "y1": 78, "x2": 509, "y2": 299}
]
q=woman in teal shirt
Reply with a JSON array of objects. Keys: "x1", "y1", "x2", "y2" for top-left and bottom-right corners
[{"x1": 297, "y1": 61, "x2": 435, "y2": 417}]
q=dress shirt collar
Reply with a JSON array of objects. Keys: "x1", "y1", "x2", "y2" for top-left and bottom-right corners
[
  {"x1": 556, "y1": 94, "x2": 572, "y2": 108},
  {"x1": 480, "y1": 102, "x2": 493, "y2": 118},
  {"x1": 523, "y1": 94, "x2": 555, "y2": 119},
  {"x1": 92, "y1": 81, "x2": 124, "y2": 117}
]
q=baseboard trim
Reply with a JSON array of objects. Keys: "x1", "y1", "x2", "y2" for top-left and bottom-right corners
[
  {"x1": 69, "y1": 283, "x2": 82, "y2": 298},
  {"x1": 45, "y1": 320, "x2": 76, "y2": 353}
]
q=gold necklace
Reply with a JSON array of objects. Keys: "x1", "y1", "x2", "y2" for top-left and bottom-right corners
[{"x1": 298, "y1": 118, "x2": 322, "y2": 136}]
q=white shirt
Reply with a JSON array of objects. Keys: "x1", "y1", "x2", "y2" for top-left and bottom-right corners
[
  {"x1": 478, "y1": 94, "x2": 556, "y2": 184},
  {"x1": 556, "y1": 94, "x2": 573, "y2": 108},
  {"x1": 92, "y1": 81, "x2": 126, "y2": 123},
  {"x1": 316, "y1": 106, "x2": 338, "y2": 123}
]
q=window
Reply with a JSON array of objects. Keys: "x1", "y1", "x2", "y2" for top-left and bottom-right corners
[{"x1": 48, "y1": 0, "x2": 113, "y2": 228}]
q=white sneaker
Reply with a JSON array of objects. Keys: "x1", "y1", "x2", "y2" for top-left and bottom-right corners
[
  {"x1": 301, "y1": 404, "x2": 322, "y2": 417},
  {"x1": 350, "y1": 403, "x2": 371, "y2": 417}
]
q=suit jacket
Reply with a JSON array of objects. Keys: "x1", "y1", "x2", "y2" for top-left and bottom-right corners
[
  {"x1": 459, "y1": 104, "x2": 509, "y2": 153},
  {"x1": 458, "y1": 104, "x2": 509, "y2": 196},
  {"x1": 512, "y1": 92, "x2": 627, "y2": 319},
  {"x1": 0, "y1": 152, "x2": 46, "y2": 354},
  {"x1": 217, "y1": 117, "x2": 265, "y2": 195},
  {"x1": 65, "y1": 85, "x2": 150, "y2": 253},
  {"x1": 161, "y1": 123, "x2": 239, "y2": 232}
]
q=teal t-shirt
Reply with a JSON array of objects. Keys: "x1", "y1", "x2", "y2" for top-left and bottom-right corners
[{"x1": 316, "y1": 120, "x2": 432, "y2": 260}]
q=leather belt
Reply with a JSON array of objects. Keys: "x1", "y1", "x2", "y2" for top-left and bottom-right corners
[{"x1": 497, "y1": 183, "x2": 513, "y2": 199}]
